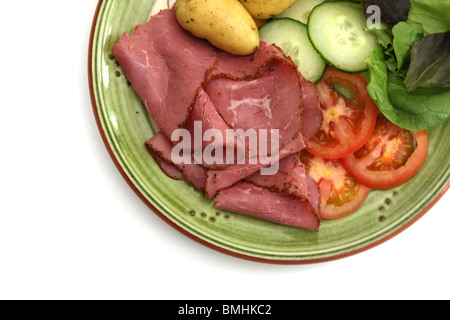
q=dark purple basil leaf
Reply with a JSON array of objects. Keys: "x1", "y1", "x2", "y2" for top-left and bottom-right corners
[
  {"x1": 363, "y1": 0, "x2": 411, "y2": 26},
  {"x1": 405, "y1": 31, "x2": 450, "y2": 91}
]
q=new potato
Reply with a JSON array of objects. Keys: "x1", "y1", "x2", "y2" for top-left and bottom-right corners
[
  {"x1": 239, "y1": 0, "x2": 297, "y2": 19},
  {"x1": 175, "y1": 0, "x2": 260, "y2": 56}
]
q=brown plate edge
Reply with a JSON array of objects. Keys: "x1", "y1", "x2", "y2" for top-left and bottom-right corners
[{"x1": 87, "y1": 0, "x2": 450, "y2": 265}]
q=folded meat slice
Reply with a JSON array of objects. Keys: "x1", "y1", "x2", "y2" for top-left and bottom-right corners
[
  {"x1": 209, "y1": 41, "x2": 289, "y2": 80},
  {"x1": 112, "y1": 10, "x2": 217, "y2": 140},
  {"x1": 299, "y1": 76, "x2": 323, "y2": 140},
  {"x1": 205, "y1": 58, "x2": 302, "y2": 152},
  {"x1": 148, "y1": 151, "x2": 184, "y2": 181},
  {"x1": 204, "y1": 132, "x2": 306, "y2": 199},
  {"x1": 182, "y1": 88, "x2": 239, "y2": 169},
  {"x1": 215, "y1": 152, "x2": 321, "y2": 230},
  {"x1": 305, "y1": 175, "x2": 320, "y2": 213},
  {"x1": 215, "y1": 182, "x2": 320, "y2": 231},
  {"x1": 245, "y1": 154, "x2": 309, "y2": 199},
  {"x1": 145, "y1": 132, "x2": 207, "y2": 192},
  {"x1": 211, "y1": 42, "x2": 321, "y2": 141}
]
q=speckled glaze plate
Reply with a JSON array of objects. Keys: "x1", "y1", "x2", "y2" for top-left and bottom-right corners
[{"x1": 89, "y1": 0, "x2": 450, "y2": 264}]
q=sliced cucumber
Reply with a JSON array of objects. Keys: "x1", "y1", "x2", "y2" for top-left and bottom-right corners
[
  {"x1": 259, "y1": 18, "x2": 326, "y2": 83},
  {"x1": 334, "y1": 85, "x2": 354, "y2": 100},
  {"x1": 308, "y1": 1, "x2": 380, "y2": 73},
  {"x1": 275, "y1": 0, "x2": 325, "y2": 24}
]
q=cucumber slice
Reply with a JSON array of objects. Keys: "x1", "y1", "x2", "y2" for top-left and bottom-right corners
[
  {"x1": 334, "y1": 85, "x2": 354, "y2": 100},
  {"x1": 275, "y1": 0, "x2": 325, "y2": 24},
  {"x1": 308, "y1": 1, "x2": 380, "y2": 73},
  {"x1": 259, "y1": 18, "x2": 326, "y2": 83}
]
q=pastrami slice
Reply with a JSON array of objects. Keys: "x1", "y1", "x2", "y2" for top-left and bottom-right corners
[
  {"x1": 215, "y1": 182, "x2": 321, "y2": 231},
  {"x1": 145, "y1": 132, "x2": 207, "y2": 192},
  {"x1": 209, "y1": 41, "x2": 291, "y2": 79},
  {"x1": 182, "y1": 88, "x2": 239, "y2": 170},
  {"x1": 112, "y1": 10, "x2": 218, "y2": 140},
  {"x1": 205, "y1": 58, "x2": 302, "y2": 151},
  {"x1": 245, "y1": 154, "x2": 309, "y2": 199},
  {"x1": 147, "y1": 150, "x2": 184, "y2": 181},
  {"x1": 299, "y1": 76, "x2": 323, "y2": 140},
  {"x1": 204, "y1": 133, "x2": 306, "y2": 199}
]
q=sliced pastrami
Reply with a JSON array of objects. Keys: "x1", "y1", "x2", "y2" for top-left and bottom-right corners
[
  {"x1": 147, "y1": 150, "x2": 184, "y2": 181},
  {"x1": 114, "y1": 9, "x2": 324, "y2": 230},
  {"x1": 112, "y1": 10, "x2": 218, "y2": 140},
  {"x1": 204, "y1": 133, "x2": 306, "y2": 199},
  {"x1": 209, "y1": 41, "x2": 290, "y2": 79},
  {"x1": 145, "y1": 132, "x2": 207, "y2": 192},
  {"x1": 205, "y1": 58, "x2": 302, "y2": 152},
  {"x1": 299, "y1": 76, "x2": 322, "y2": 140},
  {"x1": 215, "y1": 182, "x2": 321, "y2": 231},
  {"x1": 182, "y1": 88, "x2": 238, "y2": 169},
  {"x1": 245, "y1": 154, "x2": 309, "y2": 199}
]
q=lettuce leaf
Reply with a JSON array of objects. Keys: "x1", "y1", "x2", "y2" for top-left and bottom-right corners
[
  {"x1": 408, "y1": 0, "x2": 450, "y2": 35},
  {"x1": 365, "y1": 48, "x2": 450, "y2": 130},
  {"x1": 388, "y1": 74, "x2": 450, "y2": 130},
  {"x1": 365, "y1": 48, "x2": 403, "y2": 125},
  {"x1": 392, "y1": 22, "x2": 423, "y2": 72}
]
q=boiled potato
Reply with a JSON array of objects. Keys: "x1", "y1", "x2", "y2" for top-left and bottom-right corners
[
  {"x1": 175, "y1": 0, "x2": 260, "y2": 56},
  {"x1": 239, "y1": 0, "x2": 296, "y2": 19}
]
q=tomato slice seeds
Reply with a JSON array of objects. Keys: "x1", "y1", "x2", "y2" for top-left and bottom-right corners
[
  {"x1": 342, "y1": 116, "x2": 428, "y2": 190},
  {"x1": 306, "y1": 67, "x2": 378, "y2": 160},
  {"x1": 301, "y1": 150, "x2": 372, "y2": 220}
]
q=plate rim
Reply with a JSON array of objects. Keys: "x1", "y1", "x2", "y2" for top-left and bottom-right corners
[{"x1": 88, "y1": 0, "x2": 450, "y2": 265}]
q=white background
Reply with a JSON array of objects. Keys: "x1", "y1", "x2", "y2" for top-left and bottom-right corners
[{"x1": 0, "y1": 1, "x2": 449, "y2": 300}]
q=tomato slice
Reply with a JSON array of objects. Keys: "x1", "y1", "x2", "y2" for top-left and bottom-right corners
[
  {"x1": 306, "y1": 67, "x2": 378, "y2": 159},
  {"x1": 342, "y1": 116, "x2": 428, "y2": 190},
  {"x1": 301, "y1": 150, "x2": 372, "y2": 220}
]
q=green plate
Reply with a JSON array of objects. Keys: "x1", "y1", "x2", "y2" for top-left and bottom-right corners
[{"x1": 89, "y1": 0, "x2": 450, "y2": 264}]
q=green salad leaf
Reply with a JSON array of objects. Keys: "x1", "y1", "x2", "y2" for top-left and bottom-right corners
[
  {"x1": 366, "y1": 48, "x2": 450, "y2": 131},
  {"x1": 388, "y1": 74, "x2": 450, "y2": 130},
  {"x1": 408, "y1": 0, "x2": 450, "y2": 35},
  {"x1": 392, "y1": 22, "x2": 423, "y2": 72},
  {"x1": 368, "y1": 25, "x2": 393, "y2": 50},
  {"x1": 365, "y1": 48, "x2": 401, "y2": 125},
  {"x1": 363, "y1": 0, "x2": 450, "y2": 130}
]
